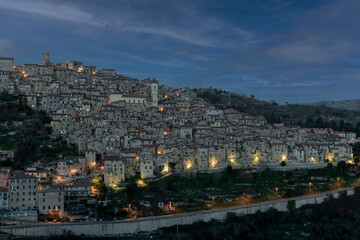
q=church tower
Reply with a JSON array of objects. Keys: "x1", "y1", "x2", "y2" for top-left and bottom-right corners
[
  {"x1": 150, "y1": 79, "x2": 159, "y2": 107},
  {"x1": 41, "y1": 52, "x2": 50, "y2": 65}
]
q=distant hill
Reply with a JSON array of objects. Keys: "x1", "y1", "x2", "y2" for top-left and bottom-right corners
[
  {"x1": 193, "y1": 88, "x2": 360, "y2": 136},
  {"x1": 309, "y1": 99, "x2": 360, "y2": 111}
]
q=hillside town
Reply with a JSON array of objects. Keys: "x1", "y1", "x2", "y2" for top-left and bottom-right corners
[{"x1": 0, "y1": 54, "x2": 356, "y2": 222}]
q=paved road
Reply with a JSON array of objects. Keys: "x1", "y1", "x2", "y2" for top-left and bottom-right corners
[{"x1": 0, "y1": 186, "x2": 353, "y2": 230}]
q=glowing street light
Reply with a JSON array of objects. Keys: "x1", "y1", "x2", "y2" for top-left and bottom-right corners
[{"x1": 253, "y1": 156, "x2": 259, "y2": 164}]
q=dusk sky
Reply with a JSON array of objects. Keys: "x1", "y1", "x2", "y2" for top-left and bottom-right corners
[{"x1": 0, "y1": 0, "x2": 359, "y2": 103}]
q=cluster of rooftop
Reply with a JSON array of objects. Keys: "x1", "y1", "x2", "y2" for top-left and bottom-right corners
[{"x1": 0, "y1": 54, "x2": 355, "y2": 193}]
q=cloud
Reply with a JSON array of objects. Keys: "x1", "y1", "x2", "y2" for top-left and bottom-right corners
[
  {"x1": 0, "y1": 0, "x2": 254, "y2": 48},
  {"x1": 0, "y1": 0, "x2": 105, "y2": 26},
  {"x1": 114, "y1": 51, "x2": 188, "y2": 68},
  {"x1": 1, "y1": 0, "x2": 360, "y2": 103},
  {"x1": 266, "y1": 40, "x2": 352, "y2": 63}
]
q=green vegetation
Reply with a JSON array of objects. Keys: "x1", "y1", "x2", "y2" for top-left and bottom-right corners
[
  {"x1": 0, "y1": 93, "x2": 78, "y2": 169},
  {"x1": 92, "y1": 163, "x2": 357, "y2": 220},
  {"x1": 43, "y1": 188, "x2": 360, "y2": 240},
  {"x1": 286, "y1": 200, "x2": 296, "y2": 212},
  {"x1": 0, "y1": 92, "x2": 18, "y2": 102},
  {"x1": 194, "y1": 88, "x2": 360, "y2": 135},
  {"x1": 159, "y1": 187, "x2": 360, "y2": 240}
]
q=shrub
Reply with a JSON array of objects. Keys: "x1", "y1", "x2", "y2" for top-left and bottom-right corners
[{"x1": 287, "y1": 200, "x2": 296, "y2": 212}]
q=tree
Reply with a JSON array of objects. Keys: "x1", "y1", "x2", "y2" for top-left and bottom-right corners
[
  {"x1": 352, "y1": 142, "x2": 360, "y2": 157},
  {"x1": 339, "y1": 120, "x2": 345, "y2": 130},
  {"x1": 354, "y1": 156, "x2": 359, "y2": 165},
  {"x1": 286, "y1": 200, "x2": 296, "y2": 212},
  {"x1": 271, "y1": 100, "x2": 278, "y2": 106},
  {"x1": 226, "y1": 165, "x2": 233, "y2": 174},
  {"x1": 125, "y1": 182, "x2": 138, "y2": 201},
  {"x1": 168, "y1": 162, "x2": 176, "y2": 172},
  {"x1": 98, "y1": 182, "x2": 107, "y2": 201},
  {"x1": 330, "y1": 120, "x2": 338, "y2": 130},
  {"x1": 306, "y1": 116, "x2": 314, "y2": 127},
  {"x1": 315, "y1": 117, "x2": 324, "y2": 128},
  {"x1": 337, "y1": 161, "x2": 347, "y2": 174},
  {"x1": 281, "y1": 161, "x2": 286, "y2": 166}
]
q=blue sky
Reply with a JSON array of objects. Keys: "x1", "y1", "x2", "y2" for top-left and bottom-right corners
[{"x1": 0, "y1": 0, "x2": 359, "y2": 103}]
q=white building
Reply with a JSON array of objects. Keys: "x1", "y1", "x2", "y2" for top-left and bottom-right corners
[
  {"x1": 38, "y1": 188, "x2": 64, "y2": 215},
  {"x1": 8, "y1": 174, "x2": 38, "y2": 210},
  {"x1": 0, "y1": 188, "x2": 8, "y2": 210},
  {"x1": 140, "y1": 160, "x2": 154, "y2": 179},
  {"x1": 0, "y1": 57, "x2": 13, "y2": 71},
  {"x1": 104, "y1": 156, "x2": 125, "y2": 187}
]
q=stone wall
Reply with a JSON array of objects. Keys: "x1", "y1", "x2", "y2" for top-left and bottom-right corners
[{"x1": 0, "y1": 188, "x2": 354, "y2": 237}]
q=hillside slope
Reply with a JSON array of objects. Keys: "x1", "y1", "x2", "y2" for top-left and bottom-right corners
[
  {"x1": 309, "y1": 99, "x2": 360, "y2": 111},
  {"x1": 194, "y1": 88, "x2": 360, "y2": 135},
  {"x1": 0, "y1": 93, "x2": 78, "y2": 169}
]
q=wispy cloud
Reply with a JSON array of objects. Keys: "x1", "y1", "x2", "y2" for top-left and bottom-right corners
[
  {"x1": 266, "y1": 40, "x2": 352, "y2": 63},
  {"x1": 0, "y1": 0, "x2": 254, "y2": 48},
  {"x1": 0, "y1": 0, "x2": 105, "y2": 26},
  {"x1": 114, "y1": 50, "x2": 188, "y2": 68},
  {"x1": 1, "y1": 0, "x2": 360, "y2": 103}
]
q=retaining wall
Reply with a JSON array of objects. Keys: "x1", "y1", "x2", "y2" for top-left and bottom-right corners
[{"x1": 0, "y1": 188, "x2": 354, "y2": 237}]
